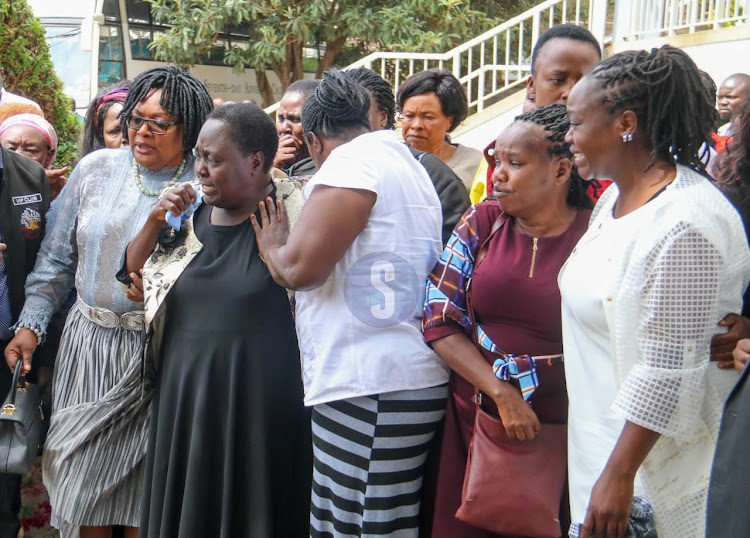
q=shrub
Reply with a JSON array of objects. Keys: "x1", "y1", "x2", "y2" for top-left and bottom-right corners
[{"x1": 0, "y1": 0, "x2": 81, "y2": 168}]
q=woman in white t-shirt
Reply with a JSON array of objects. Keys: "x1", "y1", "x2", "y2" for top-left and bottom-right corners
[
  {"x1": 560, "y1": 46, "x2": 750, "y2": 538},
  {"x1": 252, "y1": 69, "x2": 448, "y2": 538}
]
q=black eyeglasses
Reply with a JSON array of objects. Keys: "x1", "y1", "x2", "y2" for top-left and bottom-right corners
[{"x1": 125, "y1": 114, "x2": 178, "y2": 135}]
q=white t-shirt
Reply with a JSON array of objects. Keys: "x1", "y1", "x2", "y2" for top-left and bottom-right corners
[{"x1": 295, "y1": 130, "x2": 449, "y2": 407}]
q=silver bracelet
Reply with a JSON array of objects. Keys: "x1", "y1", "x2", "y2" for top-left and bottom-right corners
[{"x1": 15, "y1": 326, "x2": 42, "y2": 344}]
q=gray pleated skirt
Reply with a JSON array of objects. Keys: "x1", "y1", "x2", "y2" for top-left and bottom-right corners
[{"x1": 42, "y1": 305, "x2": 151, "y2": 538}]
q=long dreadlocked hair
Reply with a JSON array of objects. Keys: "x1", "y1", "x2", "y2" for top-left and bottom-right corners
[
  {"x1": 587, "y1": 46, "x2": 714, "y2": 175},
  {"x1": 514, "y1": 103, "x2": 595, "y2": 209},
  {"x1": 346, "y1": 68, "x2": 396, "y2": 129},
  {"x1": 302, "y1": 69, "x2": 371, "y2": 140},
  {"x1": 715, "y1": 96, "x2": 750, "y2": 238},
  {"x1": 120, "y1": 65, "x2": 213, "y2": 152}
]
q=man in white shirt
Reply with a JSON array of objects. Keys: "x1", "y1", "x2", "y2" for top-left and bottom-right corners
[
  {"x1": 717, "y1": 72, "x2": 750, "y2": 136},
  {"x1": 0, "y1": 64, "x2": 41, "y2": 110}
]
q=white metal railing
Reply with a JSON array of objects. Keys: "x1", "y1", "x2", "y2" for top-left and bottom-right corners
[
  {"x1": 264, "y1": 0, "x2": 749, "y2": 116},
  {"x1": 265, "y1": 0, "x2": 597, "y2": 116},
  {"x1": 615, "y1": 0, "x2": 750, "y2": 41}
]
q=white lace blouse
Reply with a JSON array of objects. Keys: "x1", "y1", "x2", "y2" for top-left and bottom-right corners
[{"x1": 559, "y1": 165, "x2": 750, "y2": 538}]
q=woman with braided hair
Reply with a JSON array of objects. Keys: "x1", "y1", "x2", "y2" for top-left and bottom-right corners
[
  {"x1": 560, "y1": 45, "x2": 750, "y2": 538},
  {"x1": 4, "y1": 65, "x2": 213, "y2": 538},
  {"x1": 423, "y1": 103, "x2": 593, "y2": 538},
  {"x1": 253, "y1": 69, "x2": 448, "y2": 537}
]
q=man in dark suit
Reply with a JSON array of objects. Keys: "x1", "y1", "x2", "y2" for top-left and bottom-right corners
[
  {"x1": 0, "y1": 146, "x2": 50, "y2": 538},
  {"x1": 707, "y1": 339, "x2": 750, "y2": 537}
]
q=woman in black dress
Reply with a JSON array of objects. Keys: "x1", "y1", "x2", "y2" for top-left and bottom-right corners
[{"x1": 124, "y1": 102, "x2": 311, "y2": 537}]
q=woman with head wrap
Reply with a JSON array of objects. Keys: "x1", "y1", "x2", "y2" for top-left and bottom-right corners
[
  {"x1": 0, "y1": 113, "x2": 67, "y2": 198},
  {"x1": 81, "y1": 84, "x2": 129, "y2": 158},
  {"x1": 4, "y1": 65, "x2": 213, "y2": 538},
  {"x1": 0, "y1": 103, "x2": 44, "y2": 127},
  {"x1": 0, "y1": 113, "x2": 58, "y2": 169},
  {"x1": 253, "y1": 69, "x2": 448, "y2": 537}
]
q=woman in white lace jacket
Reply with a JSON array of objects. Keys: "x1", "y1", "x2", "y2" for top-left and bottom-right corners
[{"x1": 560, "y1": 46, "x2": 750, "y2": 538}]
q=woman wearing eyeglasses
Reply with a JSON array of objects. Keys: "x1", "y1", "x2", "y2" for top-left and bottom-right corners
[{"x1": 4, "y1": 65, "x2": 213, "y2": 538}]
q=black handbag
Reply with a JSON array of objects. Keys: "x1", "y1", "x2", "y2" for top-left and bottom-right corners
[{"x1": 0, "y1": 360, "x2": 44, "y2": 474}]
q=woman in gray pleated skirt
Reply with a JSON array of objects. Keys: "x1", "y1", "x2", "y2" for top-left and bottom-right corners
[{"x1": 4, "y1": 66, "x2": 213, "y2": 538}]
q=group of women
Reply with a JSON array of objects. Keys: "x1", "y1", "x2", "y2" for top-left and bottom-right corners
[{"x1": 1, "y1": 42, "x2": 748, "y2": 538}]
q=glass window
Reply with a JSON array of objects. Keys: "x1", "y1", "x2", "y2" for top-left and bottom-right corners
[
  {"x1": 98, "y1": 25, "x2": 125, "y2": 87},
  {"x1": 230, "y1": 39, "x2": 249, "y2": 51},
  {"x1": 44, "y1": 25, "x2": 93, "y2": 109},
  {"x1": 228, "y1": 20, "x2": 253, "y2": 37},
  {"x1": 200, "y1": 37, "x2": 228, "y2": 65},
  {"x1": 103, "y1": 0, "x2": 121, "y2": 21},
  {"x1": 100, "y1": 25, "x2": 124, "y2": 61},
  {"x1": 129, "y1": 28, "x2": 154, "y2": 59},
  {"x1": 125, "y1": 0, "x2": 151, "y2": 25}
]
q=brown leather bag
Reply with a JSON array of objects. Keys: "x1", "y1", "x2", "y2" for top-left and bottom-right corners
[
  {"x1": 455, "y1": 393, "x2": 567, "y2": 537},
  {"x1": 455, "y1": 211, "x2": 568, "y2": 537}
]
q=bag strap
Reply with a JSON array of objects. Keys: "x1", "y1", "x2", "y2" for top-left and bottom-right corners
[
  {"x1": 1, "y1": 360, "x2": 24, "y2": 415},
  {"x1": 474, "y1": 213, "x2": 507, "y2": 270},
  {"x1": 467, "y1": 211, "x2": 506, "y2": 408},
  {"x1": 465, "y1": 212, "x2": 519, "y2": 408},
  {"x1": 466, "y1": 211, "x2": 508, "y2": 336}
]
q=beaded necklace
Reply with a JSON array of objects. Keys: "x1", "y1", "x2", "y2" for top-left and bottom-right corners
[{"x1": 132, "y1": 158, "x2": 186, "y2": 197}]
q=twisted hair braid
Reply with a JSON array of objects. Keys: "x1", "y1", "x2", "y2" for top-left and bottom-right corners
[
  {"x1": 346, "y1": 68, "x2": 396, "y2": 129},
  {"x1": 302, "y1": 69, "x2": 371, "y2": 139},
  {"x1": 515, "y1": 103, "x2": 595, "y2": 208},
  {"x1": 588, "y1": 46, "x2": 714, "y2": 174},
  {"x1": 120, "y1": 65, "x2": 213, "y2": 152}
]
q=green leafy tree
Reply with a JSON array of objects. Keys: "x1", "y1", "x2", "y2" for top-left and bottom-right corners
[
  {"x1": 0, "y1": 0, "x2": 81, "y2": 168},
  {"x1": 146, "y1": 0, "x2": 534, "y2": 107}
]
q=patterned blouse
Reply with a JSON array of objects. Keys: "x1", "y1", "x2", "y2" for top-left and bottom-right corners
[{"x1": 16, "y1": 148, "x2": 195, "y2": 337}]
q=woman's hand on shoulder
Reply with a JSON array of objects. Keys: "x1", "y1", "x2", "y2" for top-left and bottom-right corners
[
  {"x1": 251, "y1": 196, "x2": 290, "y2": 258},
  {"x1": 4, "y1": 329, "x2": 39, "y2": 375},
  {"x1": 493, "y1": 383, "x2": 541, "y2": 441},
  {"x1": 149, "y1": 183, "x2": 197, "y2": 223}
]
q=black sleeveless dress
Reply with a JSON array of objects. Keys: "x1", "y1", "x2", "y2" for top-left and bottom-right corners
[{"x1": 139, "y1": 203, "x2": 311, "y2": 537}]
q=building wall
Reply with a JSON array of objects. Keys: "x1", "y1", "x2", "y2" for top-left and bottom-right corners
[{"x1": 128, "y1": 60, "x2": 288, "y2": 105}]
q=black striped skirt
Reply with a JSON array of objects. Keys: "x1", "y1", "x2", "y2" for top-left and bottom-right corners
[{"x1": 310, "y1": 384, "x2": 448, "y2": 537}]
